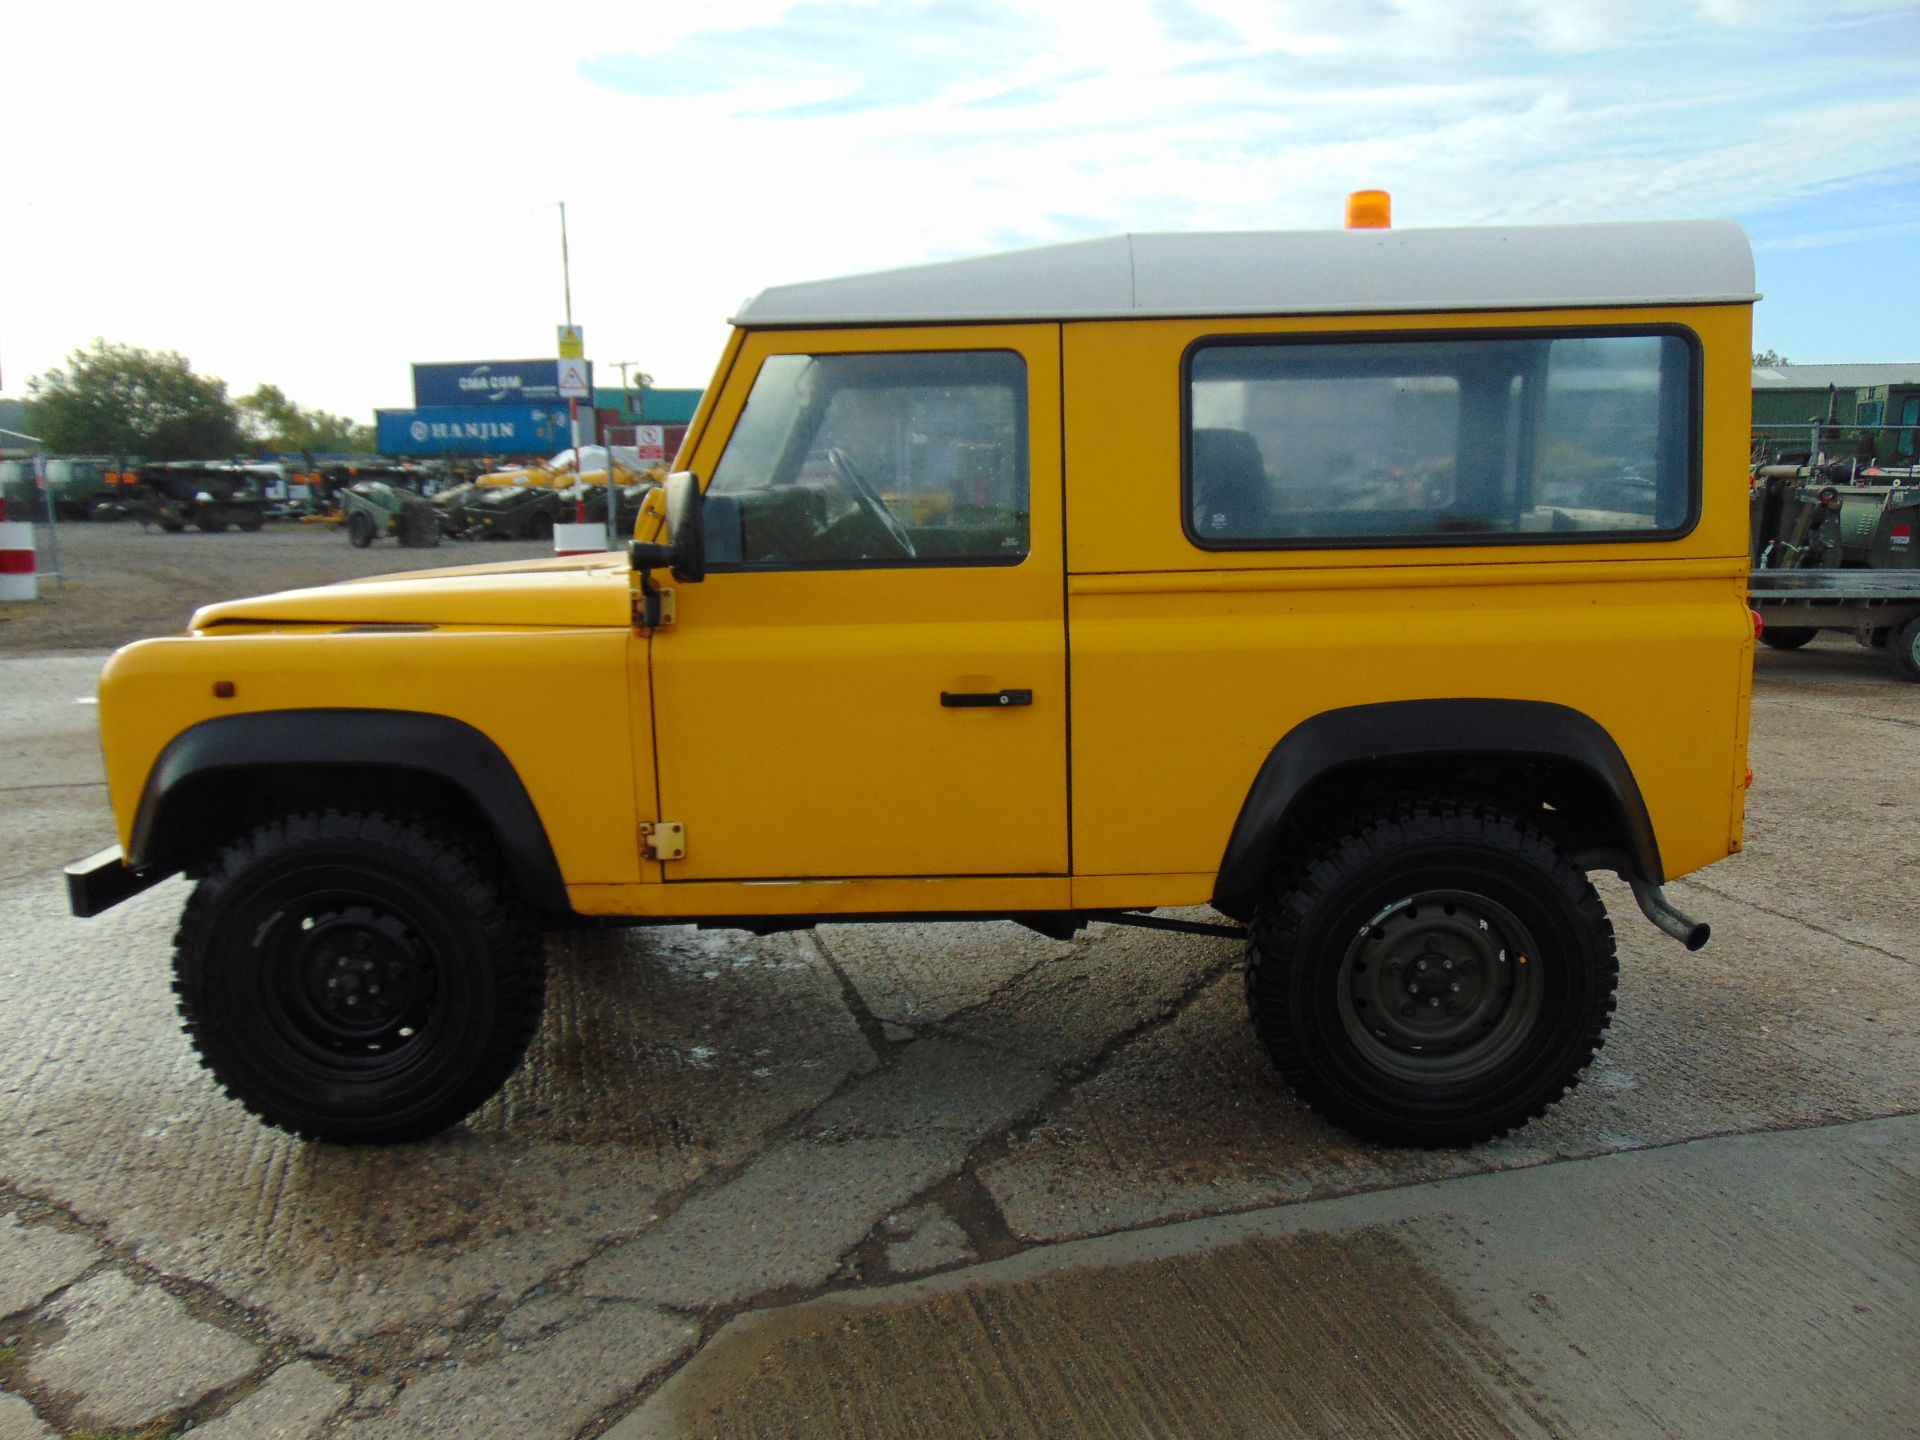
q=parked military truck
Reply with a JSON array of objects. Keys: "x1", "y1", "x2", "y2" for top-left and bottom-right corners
[
  {"x1": 123, "y1": 463, "x2": 272, "y2": 533},
  {"x1": 1749, "y1": 460, "x2": 1920, "y2": 680},
  {"x1": 0, "y1": 457, "x2": 124, "y2": 519},
  {"x1": 465, "y1": 483, "x2": 565, "y2": 540}
]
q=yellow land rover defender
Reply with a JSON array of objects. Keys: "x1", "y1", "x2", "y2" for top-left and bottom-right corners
[{"x1": 67, "y1": 212, "x2": 1757, "y2": 1148}]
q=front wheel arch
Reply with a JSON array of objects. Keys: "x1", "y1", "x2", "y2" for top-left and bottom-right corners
[{"x1": 129, "y1": 710, "x2": 570, "y2": 914}]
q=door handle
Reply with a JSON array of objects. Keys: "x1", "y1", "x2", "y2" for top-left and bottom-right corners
[{"x1": 940, "y1": 689, "x2": 1033, "y2": 708}]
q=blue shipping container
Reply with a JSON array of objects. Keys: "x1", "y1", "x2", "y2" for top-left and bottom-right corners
[
  {"x1": 376, "y1": 406, "x2": 573, "y2": 457},
  {"x1": 413, "y1": 359, "x2": 590, "y2": 408}
]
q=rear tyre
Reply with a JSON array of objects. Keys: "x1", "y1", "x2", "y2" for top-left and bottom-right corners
[
  {"x1": 173, "y1": 811, "x2": 546, "y2": 1144},
  {"x1": 1892, "y1": 615, "x2": 1920, "y2": 683},
  {"x1": 197, "y1": 515, "x2": 227, "y2": 533},
  {"x1": 526, "y1": 512, "x2": 554, "y2": 542},
  {"x1": 1245, "y1": 800, "x2": 1616, "y2": 1147},
  {"x1": 346, "y1": 510, "x2": 377, "y2": 548},
  {"x1": 1758, "y1": 626, "x2": 1817, "y2": 651}
]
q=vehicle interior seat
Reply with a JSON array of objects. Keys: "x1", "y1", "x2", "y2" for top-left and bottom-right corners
[{"x1": 1190, "y1": 428, "x2": 1273, "y2": 539}]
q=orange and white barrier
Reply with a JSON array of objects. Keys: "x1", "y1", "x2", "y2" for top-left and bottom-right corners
[{"x1": 0, "y1": 519, "x2": 36, "y2": 601}]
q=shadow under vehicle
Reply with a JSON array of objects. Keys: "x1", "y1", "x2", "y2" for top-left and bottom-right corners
[
  {"x1": 121, "y1": 463, "x2": 272, "y2": 533},
  {"x1": 1749, "y1": 453, "x2": 1920, "y2": 681}
]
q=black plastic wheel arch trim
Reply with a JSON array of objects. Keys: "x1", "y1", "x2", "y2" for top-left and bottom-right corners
[
  {"x1": 1209, "y1": 699, "x2": 1664, "y2": 920},
  {"x1": 126, "y1": 709, "x2": 569, "y2": 913}
]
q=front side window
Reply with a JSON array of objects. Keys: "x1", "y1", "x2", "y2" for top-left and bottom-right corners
[
  {"x1": 1184, "y1": 330, "x2": 1697, "y2": 548},
  {"x1": 708, "y1": 350, "x2": 1029, "y2": 567}
]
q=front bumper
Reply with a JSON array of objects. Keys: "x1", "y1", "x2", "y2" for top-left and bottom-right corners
[{"x1": 65, "y1": 846, "x2": 176, "y2": 918}]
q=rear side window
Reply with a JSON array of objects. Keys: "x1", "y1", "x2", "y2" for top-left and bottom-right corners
[{"x1": 1184, "y1": 329, "x2": 1698, "y2": 548}]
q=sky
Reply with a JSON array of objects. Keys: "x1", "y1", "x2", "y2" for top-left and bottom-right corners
[{"x1": 2, "y1": 0, "x2": 1917, "y2": 423}]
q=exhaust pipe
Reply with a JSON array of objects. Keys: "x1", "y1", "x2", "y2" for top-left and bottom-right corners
[{"x1": 1629, "y1": 878, "x2": 1711, "y2": 952}]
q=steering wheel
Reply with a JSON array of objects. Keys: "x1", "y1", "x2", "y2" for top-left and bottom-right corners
[{"x1": 827, "y1": 448, "x2": 915, "y2": 558}]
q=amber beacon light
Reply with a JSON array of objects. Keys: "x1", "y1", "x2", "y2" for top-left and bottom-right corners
[{"x1": 1345, "y1": 189, "x2": 1392, "y2": 229}]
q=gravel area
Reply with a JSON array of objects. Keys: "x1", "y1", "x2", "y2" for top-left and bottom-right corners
[{"x1": 0, "y1": 519, "x2": 554, "y2": 655}]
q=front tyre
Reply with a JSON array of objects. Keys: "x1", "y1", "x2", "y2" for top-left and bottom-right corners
[
  {"x1": 173, "y1": 811, "x2": 545, "y2": 1144},
  {"x1": 1246, "y1": 801, "x2": 1616, "y2": 1147}
]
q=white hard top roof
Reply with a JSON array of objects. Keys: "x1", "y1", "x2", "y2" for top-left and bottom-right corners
[{"x1": 734, "y1": 220, "x2": 1756, "y2": 327}]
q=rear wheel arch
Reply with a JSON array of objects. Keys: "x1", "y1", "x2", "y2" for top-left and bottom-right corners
[
  {"x1": 1211, "y1": 700, "x2": 1663, "y2": 921},
  {"x1": 129, "y1": 710, "x2": 569, "y2": 914}
]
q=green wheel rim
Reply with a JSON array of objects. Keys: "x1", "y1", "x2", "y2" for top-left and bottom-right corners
[{"x1": 1337, "y1": 889, "x2": 1545, "y2": 1083}]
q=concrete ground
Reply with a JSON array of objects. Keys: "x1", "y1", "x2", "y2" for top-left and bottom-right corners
[{"x1": 0, "y1": 631, "x2": 1914, "y2": 1438}]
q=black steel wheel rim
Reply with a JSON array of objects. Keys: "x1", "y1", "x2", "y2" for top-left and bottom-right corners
[
  {"x1": 234, "y1": 869, "x2": 454, "y2": 1080},
  {"x1": 1336, "y1": 888, "x2": 1545, "y2": 1083}
]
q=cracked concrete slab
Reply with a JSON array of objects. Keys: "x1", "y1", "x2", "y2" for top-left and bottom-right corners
[
  {"x1": 193, "y1": 1360, "x2": 348, "y2": 1440},
  {"x1": 610, "y1": 1117, "x2": 1918, "y2": 1440},
  {"x1": 806, "y1": 1038, "x2": 1054, "y2": 1141},
  {"x1": 0, "y1": 1215, "x2": 99, "y2": 1320},
  {"x1": 821, "y1": 915, "x2": 1241, "y2": 1080},
  {"x1": 980, "y1": 888, "x2": 1920, "y2": 1241},
  {"x1": 0, "y1": 914, "x2": 874, "y2": 1349},
  {"x1": 581, "y1": 1135, "x2": 956, "y2": 1307},
  {"x1": 584, "y1": 1041, "x2": 1053, "y2": 1307},
  {"x1": 880, "y1": 1206, "x2": 974, "y2": 1276},
  {"x1": 24, "y1": 1271, "x2": 260, "y2": 1428},
  {"x1": 813, "y1": 921, "x2": 1074, "y2": 1029},
  {"x1": 335, "y1": 1302, "x2": 698, "y2": 1440}
]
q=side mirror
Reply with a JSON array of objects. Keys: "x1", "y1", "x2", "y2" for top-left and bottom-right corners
[{"x1": 629, "y1": 471, "x2": 706, "y2": 583}]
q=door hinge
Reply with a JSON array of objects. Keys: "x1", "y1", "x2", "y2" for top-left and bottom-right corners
[
  {"x1": 642, "y1": 821, "x2": 686, "y2": 861},
  {"x1": 633, "y1": 585, "x2": 676, "y2": 628}
]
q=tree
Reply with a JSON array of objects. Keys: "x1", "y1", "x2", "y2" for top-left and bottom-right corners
[
  {"x1": 1752, "y1": 349, "x2": 1791, "y2": 367},
  {"x1": 25, "y1": 340, "x2": 244, "y2": 459},
  {"x1": 237, "y1": 384, "x2": 375, "y2": 456}
]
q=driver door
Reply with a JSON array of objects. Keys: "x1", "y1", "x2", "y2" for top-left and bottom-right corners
[{"x1": 647, "y1": 325, "x2": 1067, "y2": 882}]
